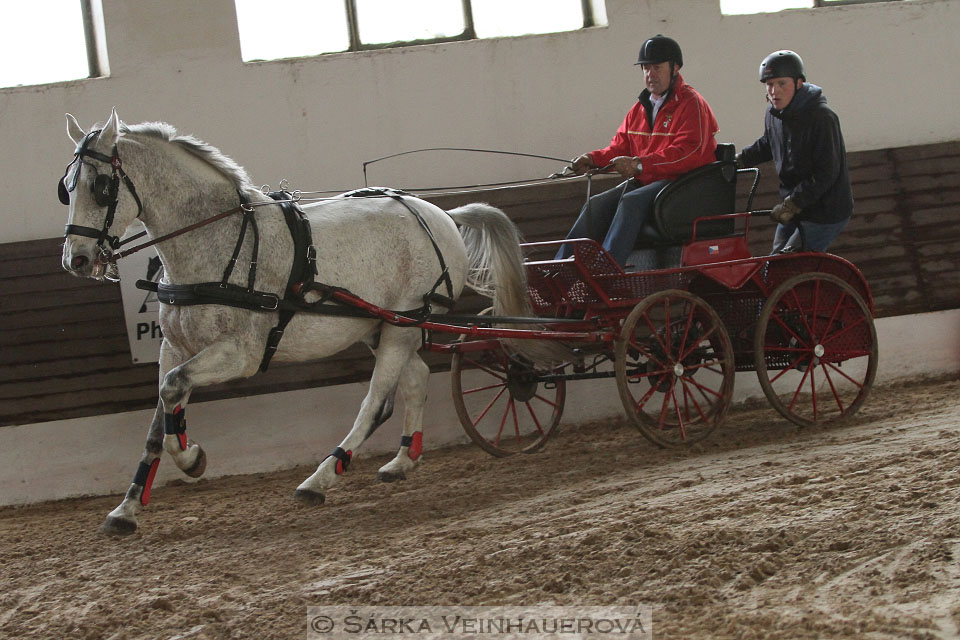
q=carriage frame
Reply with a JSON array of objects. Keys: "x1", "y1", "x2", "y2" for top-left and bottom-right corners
[{"x1": 339, "y1": 163, "x2": 878, "y2": 456}]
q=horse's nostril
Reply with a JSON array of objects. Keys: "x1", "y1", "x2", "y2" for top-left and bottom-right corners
[{"x1": 72, "y1": 255, "x2": 89, "y2": 270}]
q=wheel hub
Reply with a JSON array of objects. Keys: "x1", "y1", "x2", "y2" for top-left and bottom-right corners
[{"x1": 506, "y1": 359, "x2": 539, "y2": 402}]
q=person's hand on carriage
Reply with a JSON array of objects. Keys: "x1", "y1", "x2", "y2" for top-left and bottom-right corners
[
  {"x1": 770, "y1": 196, "x2": 801, "y2": 224},
  {"x1": 570, "y1": 153, "x2": 597, "y2": 175},
  {"x1": 610, "y1": 155, "x2": 643, "y2": 180}
]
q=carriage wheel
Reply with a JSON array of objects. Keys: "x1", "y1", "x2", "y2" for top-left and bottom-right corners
[
  {"x1": 615, "y1": 290, "x2": 735, "y2": 447},
  {"x1": 451, "y1": 337, "x2": 566, "y2": 457},
  {"x1": 754, "y1": 273, "x2": 878, "y2": 427}
]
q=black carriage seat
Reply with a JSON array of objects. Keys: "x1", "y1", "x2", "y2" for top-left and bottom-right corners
[{"x1": 634, "y1": 143, "x2": 738, "y2": 249}]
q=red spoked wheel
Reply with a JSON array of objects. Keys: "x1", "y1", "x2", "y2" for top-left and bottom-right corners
[
  {"x1": 451, "y1": 339, "x2": 566, "y2": 457},
  {"x1": 754, "y1": 272, "x2": 878, "y2": 427},
  {"x1": 615, "y1": 290, "x2": 735, "y2": 447}
]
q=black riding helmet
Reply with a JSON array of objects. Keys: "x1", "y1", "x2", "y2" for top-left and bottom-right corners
[
  {"x1": 635, "y1": 35, "x2": 683, "y2": 68},
  {"x1": 759, "y1": 50, "x2": 805, "y2": 82}
]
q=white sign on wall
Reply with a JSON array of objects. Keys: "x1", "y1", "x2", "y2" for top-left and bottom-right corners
[{"x1": 116, "y1": 222, "x2": 164, "y2": 364}]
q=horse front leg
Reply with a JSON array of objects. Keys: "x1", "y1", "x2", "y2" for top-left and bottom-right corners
[
  {"x1": 377, "y1": 352, "x2": 429, "y2": 482},
  {"x1": 294, "y1": 327, "x2": 418, "y2": 505},
  {"x1": 101, "y1": 338, "x2": 258, "y2": 535},
  {"x1": 100, "y1": 401, "x2": 164, "y2": 536}
]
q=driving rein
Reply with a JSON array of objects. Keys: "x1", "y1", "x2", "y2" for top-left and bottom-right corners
[{"x1": 58, "y1": 139, "x2": 455, "y2": 371}]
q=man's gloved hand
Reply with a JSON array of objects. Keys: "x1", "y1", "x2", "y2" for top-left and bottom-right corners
[
  {"x1": 734, "y1": 153, "x2": 746, "y2": 169},
  {"x1": 770, "y1": 196, "x2": 801, "y2": 224},
  {"x1": 571, "y1": 153, "x2": 596, "y2": 175},
  {"x1": 611, "y1": 155, "x2": 642, "y2": 180}
]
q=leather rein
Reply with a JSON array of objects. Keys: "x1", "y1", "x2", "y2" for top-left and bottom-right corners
[{"x1": 59, "y1": 130, "x2": 256, "y2": 268}]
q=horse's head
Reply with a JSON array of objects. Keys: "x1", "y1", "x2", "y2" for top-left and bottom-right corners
[{"x1": 60, "y1": 107, "x2": 143, "y2": 280}]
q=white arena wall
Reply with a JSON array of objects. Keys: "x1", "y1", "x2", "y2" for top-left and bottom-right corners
[
  {"x1": 2, "y1": 0, "x2": 960, "y2": 506},
  {"x1": 1, "y1": 0, "x2": 959, "y2": 243},
  {"x1": 1, "y1": 309, "x2": 958, "y2": 506}
]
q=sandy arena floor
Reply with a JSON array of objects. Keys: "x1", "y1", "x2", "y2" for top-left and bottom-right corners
[{"x1": 1, "y1": 376, "x2": 959, "y2": 639}]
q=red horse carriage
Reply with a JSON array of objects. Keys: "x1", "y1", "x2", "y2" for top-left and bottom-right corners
[{"x1": 432, "y1": 144, "x2": 877, "y2": 455}]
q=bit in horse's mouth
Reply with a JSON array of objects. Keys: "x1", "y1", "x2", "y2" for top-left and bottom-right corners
[{"x1": 91, "y1": 255, "x2": 120, "y2": 282}]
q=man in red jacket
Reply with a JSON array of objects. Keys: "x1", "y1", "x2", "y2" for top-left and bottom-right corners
[{"x1": 556, "y1": 35, "x2": 719, "y2": 266}]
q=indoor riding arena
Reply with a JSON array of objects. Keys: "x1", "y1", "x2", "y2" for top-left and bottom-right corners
[{"x1": 2, "y1": 2, "x2": 960, "y2": 639}]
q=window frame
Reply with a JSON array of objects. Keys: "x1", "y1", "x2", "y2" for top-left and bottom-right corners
[
  {"x1": 341, "y1": 0, "x2": 601, "y2": 53},
  {"x1": 81, "y1": 0, "x2": 106, "y2": 78},
  {"x1": 813, "y1": 0, "x2": 905, "y2": 5},
  {"x1": 75, "y1": 0, "x2": 113, "y2": 80},
  {"x1": 0, "y1": 0, "x2": 106, "y2": 89},
  {"x1": 721, "y1": 0, "x2": 909, "y2": 15}
]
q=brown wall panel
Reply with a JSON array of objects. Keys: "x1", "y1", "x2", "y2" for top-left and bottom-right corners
[{"x1": 2, "y1": 141, "x2": 958, "y2": 426}]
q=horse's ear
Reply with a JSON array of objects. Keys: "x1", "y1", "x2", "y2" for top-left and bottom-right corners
[
  {"x1": 100, "y1": 107, "x2": 121, "y2": 144},
  {"x1": 66, "y1": 113, "x2": 85, "y2": 145}
]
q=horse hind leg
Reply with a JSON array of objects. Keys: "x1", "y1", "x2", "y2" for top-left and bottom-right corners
[
  {"x1": 377, "y1": 352, "x2": 429, "y2": 483},
  {"x1": 293, "y1": 326, "x2": 419, "y2": 505}
]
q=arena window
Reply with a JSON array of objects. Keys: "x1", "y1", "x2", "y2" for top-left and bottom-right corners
[
  {"x1": 720, "y1": 0, "x2": 909, "y2": 14},
  {"x1": 0, "y1": 0, "x2": 106, "y2": 89},
  {"x1": 234, "y1": 0, "x2": 607, "y2": 63}
]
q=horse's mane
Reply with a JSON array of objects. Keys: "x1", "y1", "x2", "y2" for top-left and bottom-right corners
[{"x1": 120, "y1": 122, "x2": 256, "y2": 193}]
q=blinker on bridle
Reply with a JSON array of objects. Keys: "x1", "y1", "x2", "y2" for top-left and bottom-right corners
[{"x1": 59, "y1": 129, "x2": 144, "y2": 252}]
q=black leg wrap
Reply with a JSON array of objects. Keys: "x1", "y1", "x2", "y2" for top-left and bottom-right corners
[
  {"x1": 133, "y1": 460, "x2": 153, "y2": 486},
  {"x1": 325, "y1": 446, "x2": 352, "y2": 475},
  {"x1": 163, "y1": 409, "x2": 186, "y2": 436},
  {"x1": 400, "y1": 435, "x2": 414, "y2": 448}
]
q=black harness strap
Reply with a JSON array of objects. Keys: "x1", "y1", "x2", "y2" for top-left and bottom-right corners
[
  {"x1": 142, "y1": 188, "x2": 453, "y2": 372},
  {"x1": 258, "y1": 192, "x2": 317, "y2": 372},
  {"x1": 60, "y1": 130, "x2": 145, "y2": 252},
  {"x1": 140, "y1": 280, "x2": 280, "y2": 311},
  {"x1": 221, "y1": 195, "x2": 253, "y2": 287}
]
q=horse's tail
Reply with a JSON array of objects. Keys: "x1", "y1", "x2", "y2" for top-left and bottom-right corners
[{"x1": 448, "y1": 203, "x2": 570, "y2": 366}]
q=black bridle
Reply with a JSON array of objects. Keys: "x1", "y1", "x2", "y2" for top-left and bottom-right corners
[{"x1": 59, "y1": 129, "x2": 144, "y2": 253}]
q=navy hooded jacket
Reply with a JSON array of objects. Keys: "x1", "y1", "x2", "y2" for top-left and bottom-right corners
[{"x1": 740, "y1": 83, "x2": 853, "y2": 225}]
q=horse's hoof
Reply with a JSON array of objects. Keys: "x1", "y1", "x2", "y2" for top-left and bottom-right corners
[
  {"x1": 184, "y1": 447, "x2": 207, "y2": 478},
  {"x1": 100, "y1": 515, "x2": 137, "y2": 537},
  {"x1": 293, "y1": 488, "x2": 326, "y2": 506},
  {"x1": 377, "y1": 470, "x2": 406, "y2": 483}
]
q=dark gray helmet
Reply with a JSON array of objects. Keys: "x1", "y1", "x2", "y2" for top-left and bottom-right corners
[
  {"x1": 759, "y1": 50, "x2": 805, "y2": 82},
  {"x1": 635, "y1": 35, "x2": 683, "y2": 68}
]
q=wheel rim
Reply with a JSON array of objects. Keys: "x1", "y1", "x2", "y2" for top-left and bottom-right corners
[
  {"x1": 755, "y1": 273, "x2": 877, "y2": 427},
  {"x1": 451, "y1": 342, "x2": 566, "y2": 457},
  {"x1": 616, "y1": 290, "x2": 735, "y2": 447}
]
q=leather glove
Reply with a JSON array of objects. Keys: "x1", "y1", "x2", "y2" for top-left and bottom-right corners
[
  {"x1": 770, "y1": 196, "x2": 801, "y2": 224},
  {"x1": 734, "y1": 153, "x2": 746, "y2": 169},
  {"x1": 571, "y1": 153, "x2": 596, "y2": 175}
]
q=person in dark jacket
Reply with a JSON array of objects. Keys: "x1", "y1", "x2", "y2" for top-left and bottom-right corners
[{"x1": 737, "y1": 50, "x2": 853, "y2": 253}]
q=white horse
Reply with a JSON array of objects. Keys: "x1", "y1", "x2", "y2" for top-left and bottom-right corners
[{"x1": 60, "y1": 108, "x2": 541, "y2": 535}]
